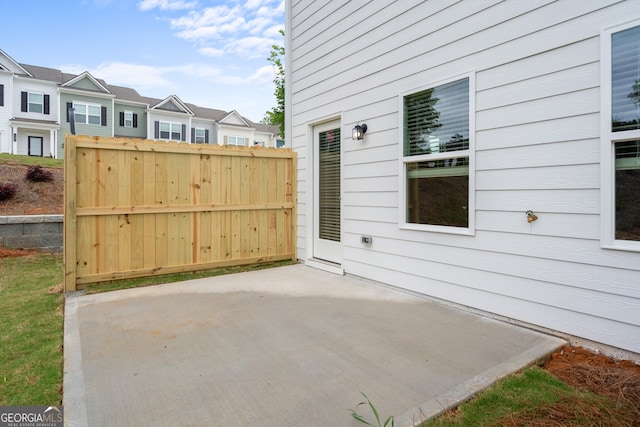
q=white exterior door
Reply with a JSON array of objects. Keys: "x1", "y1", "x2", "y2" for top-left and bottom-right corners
[{"x1": 313, "y1": 120, "x2": 342, "y2": 264}]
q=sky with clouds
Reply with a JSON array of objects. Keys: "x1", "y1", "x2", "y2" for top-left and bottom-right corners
[{"x1": 1, "y1": 0, "x2": 284, "y2": 122}]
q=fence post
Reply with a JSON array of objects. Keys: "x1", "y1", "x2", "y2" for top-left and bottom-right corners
[
  {"x1": 63, "y1": 133, "x2": 77, "y2": 292},
  {"x1": 291, "y1": 153, "x2": 298, "y2": 262}
]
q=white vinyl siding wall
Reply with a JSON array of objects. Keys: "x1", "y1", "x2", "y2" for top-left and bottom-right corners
[
  {"x1": 13, "y1": 79, "x2": 57, "y2": 121},
  {"x1": 0, "y1": 75, "x2": 11, "y2": 153},
  {"x1": 288, "y1": 0, "x2": 640, "y2": 354}
]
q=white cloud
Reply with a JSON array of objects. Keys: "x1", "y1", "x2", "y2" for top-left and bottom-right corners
[
  {"x1": 198, "y1": 47, "x2": 225, "y2": 57},
  {"x1": 161, "y1": 1, "x2": 283, "y2": 57},
  {"x1": 225, "y1": 36, "x2": 275, "y2": 58},
  {"x1": 264, "y1": 24, "x2": 284, "y2": 38},
  {"x1": 169, "y1": 64, "x2": 223, "y2": 79},
  {"x1": 245, "y1": 17, "x2": 272, "y2": 35},
  {"x1": 250, "y1": 65, "x2": 277, "y2": 83},
  {"x1": 243, "y1": 0, "x2": 264, "y2": 10},
  {"x1": 255, "y1": 1, "x2": 284, "y2": 18},
  {"x1": 138, "y1": 0, "x2": 197, "y2": 11},
  {"x1": 60, "y1": 62, "x2": 175, "y2": 91},
  {"x1": 170, "y1": 5, "x2": 244, "y2": 40}
]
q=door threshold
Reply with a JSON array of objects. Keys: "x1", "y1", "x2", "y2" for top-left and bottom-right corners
[{"x1": 306, "y1": 258, "x2": 344, "y2": 275}]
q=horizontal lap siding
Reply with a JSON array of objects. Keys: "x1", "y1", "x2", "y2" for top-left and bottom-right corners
[
  {"x1": 290, "y1": 0, "x2": 640, "y2": 352},
  {"x1": 114, "y1": 104, "x2": 147, "y2": 139}
]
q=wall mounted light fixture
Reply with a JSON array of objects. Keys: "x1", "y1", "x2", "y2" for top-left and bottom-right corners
[{"x1": 352, "y1": 123, "x2": 367, "y2": 140}]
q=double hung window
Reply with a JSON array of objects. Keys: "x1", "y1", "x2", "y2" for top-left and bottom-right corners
[
  {"x1": 400, "y1": 74, "x2": 474, "y2": 233},
  {"x1": 29, "y1": 93, "x2": 43, "y2": 113},
  {"x1": 227, "y1": 136, "x2": 247, "y2": 146},
  {"x1": 159, "y1": 122, "x2": 182, "y2": 141},
  {"x1": 603, "y1": 21, "x2": 640, "y2": 248},
  {"x1": 124, "y1": 111, "x2": 133, "y2": 127},
  {"x1": 195, "y1": 128, "x2": 205, "y2": 143},
  {"x1": 74, "y1": 102, "x2": 101, "y2": 125},
  {"x1": 21, "y1": 91, "x2": 49, "y2": 114}
]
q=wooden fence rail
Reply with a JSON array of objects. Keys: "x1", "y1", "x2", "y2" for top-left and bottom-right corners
[{"x1": 64, "y1": 135, "x2": 296, "y2": 292}]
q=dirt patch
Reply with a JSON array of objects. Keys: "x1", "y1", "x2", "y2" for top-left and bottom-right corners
[
  {"x1": 0, "y1": 163, "x2": 63, "y2": 215},
  {"x1": 0, "y1": 246, "x2": 41, "y2": 258}
]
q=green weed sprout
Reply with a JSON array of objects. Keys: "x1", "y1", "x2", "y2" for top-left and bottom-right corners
[{"x1": 349, "y1": 391, "x2": 394, "y2": 427}]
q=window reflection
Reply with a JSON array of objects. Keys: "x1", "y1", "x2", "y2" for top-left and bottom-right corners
[{"x1": 612, "y1": 25, "x2": 640, "y2": 132}]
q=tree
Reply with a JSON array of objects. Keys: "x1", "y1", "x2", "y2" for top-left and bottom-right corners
[
  {"x1": 404, "y1": 88, "x2": 441, "y2": 155},
  {"x1": 629, "y1": 79, "x2": 640, "y2": 106},
  {"x1": 263, "y1": 29, "x2": 285, "y2": 138}
]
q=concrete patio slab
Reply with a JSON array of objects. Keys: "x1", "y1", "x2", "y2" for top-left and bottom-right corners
[{"x1": 64, "y1": 264, "x2": 565, "y2": 426}]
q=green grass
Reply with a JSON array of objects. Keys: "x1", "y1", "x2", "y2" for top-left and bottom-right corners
[
  {"x1": 423, "y1": 366, "x2": 630, "y2": 426},
  {"x1": 0, "y1": 253, "x2": 64, "y2": 405},
  {"x1": 0, "y1": 153, "x2": 63, "y2": 168},
  {"x1": 425, "y1": 367, "x2": 568, "y2": 426}
]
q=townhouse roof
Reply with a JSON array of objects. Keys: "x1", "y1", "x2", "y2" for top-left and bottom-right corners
[
  {"x1": 19, "y1": 63, "x2": 64, "y2": 83},
  {"x1": 107, "y1": 84, "x2": 146, "y2": 103}
]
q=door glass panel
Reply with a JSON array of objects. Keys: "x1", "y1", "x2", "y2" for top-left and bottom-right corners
[
  {"x1": 318, "y1": 127, "x2": 340, "y2": 241},
  {"x1": 28, "y1": 137, "x2": 43, "y2": 157}
]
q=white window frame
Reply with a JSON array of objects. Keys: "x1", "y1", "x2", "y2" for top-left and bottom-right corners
[
  {"x1": 195, "y1": 128, "x2": 205, "y2": 143},
  {"x1": 28, "y1": 92, "x2": 44, "y2": 113},
  {"x1": 601, "y1": 19, "x2": 640, "y2": 252},
  {"x1": 159, "y1": 121, "x2": 182, "y2": 141},
  {"x1": 124, "y1": 111, "x2": 133, "y2": 127},
  {"x1": 227, "y1": 135, "x2": 247, "y2": 146},
  {"x1": 398, "y1": 72, "x2": 476, "y2": 235},
  {"x1": 73, "y1": 101, "x2": 101, "y2": 125},
  {"x1": 171, "y1": 123, "x2": 181, "y2": 140}
]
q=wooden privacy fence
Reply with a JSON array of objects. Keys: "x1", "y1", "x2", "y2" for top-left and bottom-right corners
[{"x1": 64, "y1": 135, "x2": 296, "y2": 292}]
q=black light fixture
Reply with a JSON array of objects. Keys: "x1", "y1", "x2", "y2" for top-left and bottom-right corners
[{"x1": 352, "y1": 123, "x2": 367, "y2": 140}]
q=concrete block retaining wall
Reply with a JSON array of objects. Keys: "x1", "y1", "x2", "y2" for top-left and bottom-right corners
[{"x1": 0, "y1": 215, "x2": 63, "y2": 253}]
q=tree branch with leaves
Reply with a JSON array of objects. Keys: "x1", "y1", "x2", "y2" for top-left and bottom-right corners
[{"x1": 263, "y1": 29, "x2": 285, "y2": 138}]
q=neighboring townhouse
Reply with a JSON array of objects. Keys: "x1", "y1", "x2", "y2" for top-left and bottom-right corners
[
  {"x1": 286, "y1": 0, "x2": 640, "y2": 356},
  {"x1": 58, "y1": 71, "x2": 114, "y2": 155},
  {"x1": 111, "y1": 85, "x2": 148, "y2": 140},
  {"x1": 0, "y1": 55, "x2": 61, "y2": 157},
  {"x1": 0, "y1": 49, "x2": 281, "y2": 159}
]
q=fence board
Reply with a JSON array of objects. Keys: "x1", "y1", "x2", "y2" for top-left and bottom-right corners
[{"x1": 64, "y1": 135, "x2": 297, "y2": 291}]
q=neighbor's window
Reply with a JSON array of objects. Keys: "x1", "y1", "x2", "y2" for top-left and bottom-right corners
[
  {"x1": 159, "y1": 122, "x2": 182, "y2": 141},
  {"x1": 159, "y1": 122, "x2": 170, "y2": 139},
  {"x1": 28, "y1": 92, "x2": 43, "y2": 113},
  {"x1": 124, "y1": 111, "x2": 133, "y2": 127},
  {"x1": 171, "y1": 123, "x2": 181, "y2": 140},
  {"x1": 606, "y1": 23, "x2": 640, "y2": 245},
  {"x1": 227, "y1": 136, "x2": 247, "y2": 146},
  {"x1": 74, "y1": 102, "x2": 101, "y2": 125},
  {"x1": 401, "y1": 76, "x2": 473, "y2": 231},
  {"x1": 195, "y1": 128, "x2": 205, "y2": 143}
]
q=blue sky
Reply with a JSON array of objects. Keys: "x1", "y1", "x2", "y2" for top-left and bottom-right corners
[{"x1": 1, "y1": 0, "x2": 284, "y2": 123}]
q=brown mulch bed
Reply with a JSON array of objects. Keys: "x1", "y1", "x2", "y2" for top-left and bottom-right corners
[
  {"x1": 501, "y1": 345, "x2": 640, "y2": 426},
  {"x1": 545, "y1": 345, "x2": 640, "y2": 396},
  {"x1": 0, "y1": 163, "x2": 63, "y2": 215}
]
